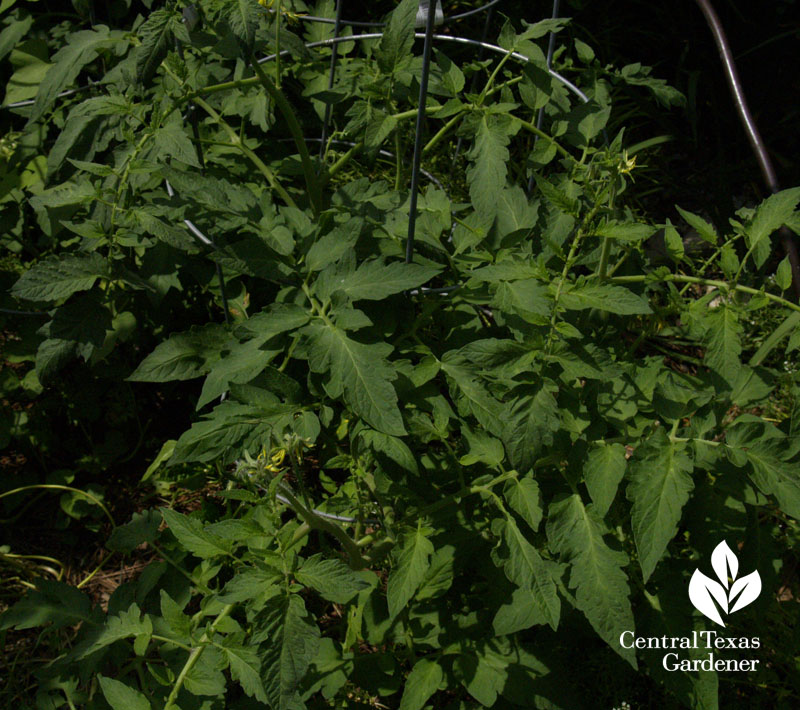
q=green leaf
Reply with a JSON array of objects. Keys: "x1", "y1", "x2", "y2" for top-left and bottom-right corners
[
  {"x1": 663, "y1": 219, "x2": 684, "y2": 262},
  {"x1": 387, "y1": 527, "x2": 434, "y2": 618},
  {"x1": 296, "y1": 554, "x2": 370, "y2": 604},
  {"x1": 584, "y1": 443, "x2": 627, "y2": 518},
  {"x1": 627, "y1": 430, "x2": 694, "y2": 582},
  {"x1": 466, "y1": 114, "x2": 514, "y2": 220},
  {"x1": 377, "y1": 0, "x2": 418, "y2": 73},
  {"x1": 29, "y1": 27, "x2": 119, "y2": 124},
  {"x1": 128, "y1": 324, "x2": 229, "y2": 382},
  {"x1": 259, "y1": 594, "x2": 321, "y2": 710},
  {"x1": 0, "y1": 580, "x2": 93, "y2": 631},
  {"x1": 306, "y1": 218, "x2": 362, "y2": 271},
  {"x1": 675, "y1": 205, "x2": 717, "y2": 244},
  {"x1": 775, "y1": 256, "x2": 793, "y2": 291},
  {"x1": 496, "y1": 518, "x2": 560, "y2": 630},
  {"x1": 171, "y1": 401, "x2": 295, "y2": 464},
  {"x1": 106, "y1": 509, "x2": 161, "y2": 553},
  {"x1": 304, "y1": 321, "x2": 405, "y2": 436},
  {"x1": 595, "y1": 220, "x2": 655, "y2": 242},
  {"x1": 35, "y1": 338, "x2": 77, "y2": 381},
  {"x1": 501, "y1": 382, "x2": 560, "y2": 473},
  {"x1": 135, "y1": 8, "x2": 177, "y2": 84},
  {"x1": 160, "y1": 508, "x2": 233, "y2": 559},
  {"x1": 220, "y1": 0, "x2": 265, "y2": 57},
  {"x1": 316, "y1": 259, "x2": 439, "y2": 302},
  {"x1": 11, "y1": 253, "x2": 109, "y2": 302},
  {"x1": 98, "y1": 676, "x2": 151, "y2": 710},
  {"x1": 559, "y1": 283, "x2": 652, "y2": 315},
  {"x1": 441, "y1": 358, "x2": 504, "y2": 437},
  {"x1": 703, "y1": 303, "x2": 742, "y2": 381},
  {"x1": 726, "y1": 420, "x2": 800, "y2": 519},
  {"x1": 222, "y1": 644, "x2": 268, "y2": 703},
  {"x1": 493, "y1": 588, "x2": 550, "y2": 635},
  {"x1": 152, "y1": 120, "x2": 201, "y2": 168},
  {"x1": 197, "y1": 339, "x2": 278, "y2": 409},
  {"x1": 745, "y1": 187, "x2": 800, "y2": 251},
  {"x1": 503, "y1": 475, "x2": 543, "y2": 532},
  {"x1": 159, "y1": 590, "x2": 191, "y2": 639},
  {"x1": 398, "y1": 657, "x2": 443, "y2": 710},
  {"x1": 547, "y1": 495, "x2": 636, "y2": 667},
  {"x1": 78, "y1": 603, "x2": 152, "y2": 658}
]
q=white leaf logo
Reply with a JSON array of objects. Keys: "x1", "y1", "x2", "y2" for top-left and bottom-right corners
[{"x1": 688, "y1": 541, "x2": 761, "y2": 627}]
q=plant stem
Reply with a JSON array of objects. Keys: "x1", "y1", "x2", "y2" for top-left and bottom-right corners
[
  {"x1": 611, "y1": 273, "x2": 800, "y2": 314},
  {"x1": 277, "y1": 483, "x2": 366, "y2": 569},
  {"x1": 250, "y1": 56, "x2": 322, "y2": 216},
  {"x1": 164, "y1": 604, "x2": 235, "y2": 709}
]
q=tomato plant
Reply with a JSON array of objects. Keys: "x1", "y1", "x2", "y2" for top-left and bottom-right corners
[{"x1": 3, "y1": 1, "x2": 800, "y2": 708}]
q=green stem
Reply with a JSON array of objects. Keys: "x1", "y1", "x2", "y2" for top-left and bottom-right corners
[
  {"x1": 596, "y1": 178, "x2": 618, "y2": 281},
  {"x1": 397, "y1": 470, "x2": 520, "y2": 526},
  {"x1": 423, "y1": 111, "x2": 465, "y2": 155},
  {"x1": 150, "y1": 542, "x2": 213, "y2": 595},
  {"x1": 0, "y1": 485, "x2": 115, "y2": 528},
  {"x1": 250, "y1": 56, "x2": 322, "y2": 216},
  {"x1": 277, "y1": 484, "x2": 366, "y2": 569},
  {"x1": 190, "y1": 93, "x2": 298, "y2": 210},
  {"x1": 164, "y1": 604, "x2": 235, "y2": 710},
  {"x1": 611, "y1": 273, "x2": 800, "y2": 314},
  {"x1": 509, "y1": 115, "x2": 572, "y2": 160},
  {"x1": 478, "y1": 50, "x2": 513, "y2": 104}
]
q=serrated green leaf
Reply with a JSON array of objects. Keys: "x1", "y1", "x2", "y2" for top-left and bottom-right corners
[
  {"x1": 595, "y1": 220, "x2": 655, "y2": 242},
  {"x1": 222, "y1": 644, "x2": 268, "y2": 703},
  {"x1": 171, "y1": 401, "x2": 295, "y2": 464},
  {"x1": 547, "y1": 495, "x2": 636, "y2": 667},
  {"x1": 746, "y1": 187, "x2": 800, "y2": 251},
  {"x1": 0, "y1": 580, "x2": 93, "y2": 631},
  {"x1": 152, "y1": 121, "x2": 201, "y2": 168},
  {"x1": 503, "y1": 475, "x2": 543, "y2": 532},
  {"x1": 675, "y1": 206, "x2": 717, "y2": 244},
  {"x1": 559, "y1": 283, "x2": 652, "y2": 315},
  {"x1": 493, "y1": 588, "x2": 550, "y2": 635},
  {"x1": 502, "y1": 383, "x2": 560, "y2": 473},
  {"x1": 317, "y1": 259, "x2": 439, "y2": 302},
  {"x1": 726, "y1": 420, "x2": 800, "y2": 519},
  {"x1": 28, "y1": 27, "x2": 119, "y2": 124},
  {"x1": 306, "y1": 218, "x2": 362, "y2": 271},
  {"x1": 259, "y1": 594, "x2": 320, "y2": 710},
  {"x1": 304, "y1": 321, "x2": 405, "y2": 435},
  {"x1": 11, "y1": 253, "x2": 109, "y2": 302},
  {"x1": 627, "y1": 430, "x2": 693, "y2": 581},
  {"x1": 106, "y1": 509, "x2": 161, "y2": 553},
  {"x1": 703, "y1": 303, "x2": 742, "y2": 381},
  {"x1": 128, "y1": 324, "x2": 229, "y2": 382},
  {"x1": 98, "y1": 676, "x2": 151, "y2": 710},
  {"x1": 197, "y1": 339, "x2": 278, "y2": 409},
  {"x1": 775, "y1": 255, "x2": 793, "y2": 291},
  {"x1": 497, "y1": 518, "x2": 560, "y2": 630},
  {"x1": 398, "y1": 657, "x2": 443, "y2": 710},
  {"x1": 387, "y1": 527, "x2": 433, "y2": 618},
  {"x1": 160, "y1": 508, "x2": 233, "y2": 559},
  {"x1": 296, "y1": 554, "x2": 370, "y2": 604},
  {"x1": 466, "y1": 114, "x2": 513, "y2": 220},
  {"x1": 78, "y1": 603, "x2": 152, "y2": 658},
  {"x1": 584, "y1": 443, "x2": 627, "y2": 518},
  {"x1": 135, "y1": 9, "x2": 176, "y2": 84},
  {"x1": 377, "y1": 0, "x2": 418, "y2": 73},
  {"x1": 159, "y1": 590, "x2": 191, "y2": 639},
  {"x1": 664, "y1": 219, "x2": 684, "y2": 262}
]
